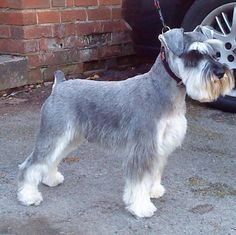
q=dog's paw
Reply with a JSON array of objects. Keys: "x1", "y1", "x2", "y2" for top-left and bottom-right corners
[
  {"x1": 150, "y1": 184, "x2": 165, "y2": 199},
  {"x1": 126, "y1": 200, "x2": 157, "y2": 218},
  {"x1": 18, "y1": 185, "x2": 43, "y2": 206},
  {"x1": 42, "y1": 171, "x2": 64, "y2": 187}
]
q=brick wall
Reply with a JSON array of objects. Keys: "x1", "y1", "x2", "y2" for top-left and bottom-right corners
[{"x1": 0, "y1": 0, "x2": 134, "y2": 84}]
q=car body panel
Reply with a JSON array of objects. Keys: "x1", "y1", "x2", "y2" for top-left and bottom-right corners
[{"x1": 123, "y1": 0, "x2": 195, "y2": 56}]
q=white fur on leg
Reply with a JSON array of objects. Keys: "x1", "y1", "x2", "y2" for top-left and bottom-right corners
[
  {"x1": 123, "y1": 177, "x2": 157, "y2": 218},
  {"x1": 42, "y1": 170, "x2": 64, "y2": 187},
  {"x1": 17, "y1": 183, "x2": 43, "y2": 206},
  {"x1": 18, "y1": 163, "x2": 47, "y2": 206},
  {"x1": 150, "y1": 170, "x2": 165, "y2": 198},
  {"x1": 150, "y1": 183, "x2": 165, "y2": 198}
]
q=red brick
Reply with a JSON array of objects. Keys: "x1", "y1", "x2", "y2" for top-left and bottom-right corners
[
  {"x1": 0, "y1": 12, "x2": 37, "y2": 25},
  {"x1": 73, "y1": 63, "x2": 84, "y2": 74},
  {"x1": 24, "y1": 39, "x2": 39, "y2": 53},
  {"x1": 40, "y1": 61, "x2": 84, "y2": 79},
  {"x1": 31, "y1": 50, "x2": 70, "y2": 67},
  {"x1": 87, "y1": 8, "x2": 111, "y2": 20},
  {"x1": 1, "y1": 0, "x2": 50, "y2": 9},
  {"x1": 60, "y1": 63, "x2": 84, "y2": 76},
  {"x1": 111, "y1": 32, "x2": 132, "y2": 45},
  {"x1": 52, "y1": 50, "x2": 70, "y2": 65},
  {"x1": 0, "y1": 25, "x2": 10, "y2": 38},
  {"x1": 74, "y1": 0, "x2": 97, "y2": 7},
  {"x1": 43, "y1": 53, "x2": 55, "y2": 66},
  {"x1": 21, "y1": 0, "x2": 50, "y2": 9},
  {"x1": 0, "y1": 39, "x2": 23, "y2": 53},
  {"x1": 39, "y1": 38, "x2": 47, "y2": 51},
  {"x1": 99, "y1": 0, "x2": 121, "y2": 5},
  {"x1": 41, "y1": 66, "x2": 55, "y2": 81},
  {"x1": 61, "y1": 9, "x2": 86, "y2": 22},
  {"x1": 66, "y1": 0, "x2": 74, "y2": 7},
  {"x1": 76, "y1": 36, "x2": 88, "y2": 48},
  {"x1": 52, "y1": 0, "x2": 66, "y2": 7},
  {"x1": 76, "y1": 22, "x2": 101, "y2": 35},
  {"x1": 10, "y1": 26, "x2": 24, "y2": 39},
  {"x1": 69, "y1": 47, "x2": 80, "y2": 62},
  {"x1": 112, "y1": 8, "x2": 122, "y2": 19},
  {"x1": 0, "y1": 0, "x2": 21, "y2": 8},
  {"x1": 39, "y1": 38, "x2": 64, "y2": 51},
  {"x1": 64, "y1": 36, "x2": 78, "y2": 48},
  {"x1": 24, "y1": 25, "x2": 52, "y2": 39},
  {"x1": 101, "y1": 20, "x2": 129, "y2": 32},
  {"x1": 39, "y1": 52, "x2": 54, "y2": 66},
  {"x1": 0, "y1": 38, "x2": 38, "y2": 53},
  {"x1": 22, "y1": 12, "x2": 37, "y2": 25},
  {"x1": 37, "y1": 11, "x2": 61, "y2": 24},
  {"x1": 98, "y1": 45, "x2": 121, "y2": 58},
  {"x1": 53, "y1": 23, "x2": 75, "y2": 38},
  {"x1": 28, "y1": 68, "x2": 43, "y2": 84},
  {"x1": 79, "y1": 48, "x2": 98, "y2": 62},
  {"x1": 27, "y1": 54, "x2": 41, "y2": 68},
  {"x1": 28, "y1": 52, "x2": 60, "y2": 68},
  {"x1": 11, "y1": 25, "x2": 52, "y2": 39},
  {"x1": 0, "y1": 0, "x2": 8, "y2": 8}
]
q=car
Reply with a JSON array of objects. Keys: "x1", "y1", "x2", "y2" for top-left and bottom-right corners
[{"x1": 123, "y1": 0, "x2": 236, "y2": 112}]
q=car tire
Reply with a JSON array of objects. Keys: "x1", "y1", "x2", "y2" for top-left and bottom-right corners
[
  {"x1": 182, "y1": 0, "x2": 236, "y2": 112},
  {"x1": 209, "y1": 95, "x2": 236, "y2": 113}
]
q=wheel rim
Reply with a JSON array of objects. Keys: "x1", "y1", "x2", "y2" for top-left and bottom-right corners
[{"x1": 201, "y1": 3, "x2": 236, "y2": 97}]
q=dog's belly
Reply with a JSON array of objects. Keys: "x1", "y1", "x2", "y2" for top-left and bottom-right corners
[{"x1": 157, "y1": 114, "x2": 187, "y2": 156}]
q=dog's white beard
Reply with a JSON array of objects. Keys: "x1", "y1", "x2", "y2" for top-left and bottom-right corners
[{"x1": 183, "y1": 68, "x2": 235, "y2": 103}]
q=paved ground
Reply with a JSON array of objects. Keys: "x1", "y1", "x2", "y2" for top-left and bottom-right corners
[{"x1": 0, "y1": 76, "x2": 236, "y2": 235}]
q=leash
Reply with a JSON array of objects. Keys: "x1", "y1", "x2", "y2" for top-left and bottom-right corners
[{"x1": 154, "y1": 0, "x2": 170, "y2": 33}]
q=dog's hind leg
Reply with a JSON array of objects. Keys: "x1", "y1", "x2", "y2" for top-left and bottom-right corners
[
  {"x1": 41, "y1": 124, "x2": 81, "y2": 188},
  {"x1": 41, "y1": 135, "x2": 77, "y2": 188},
  {"x1": 17, "y1": 108, "x2": 80, "y2": 206},
  {"x1": 17, "y1": 151, "x2": 47, "y2": 206}
]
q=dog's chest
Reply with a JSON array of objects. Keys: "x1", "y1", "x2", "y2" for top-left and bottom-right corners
[{"x1": 156, "y1": 113, "x2": 187, "y2": 156}]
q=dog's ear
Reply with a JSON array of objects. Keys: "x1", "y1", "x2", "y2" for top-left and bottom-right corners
[
  {"x1": 194, "y1": 25, "x2": 214, "y2": 39},
  {"x1": 158, "y1": 28, "x2": 184, "y2": 56}
]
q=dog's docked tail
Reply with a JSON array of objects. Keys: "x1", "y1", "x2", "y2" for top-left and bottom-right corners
[{"x1": 53, "y1": 70, "x2": 66, "y2": 89}]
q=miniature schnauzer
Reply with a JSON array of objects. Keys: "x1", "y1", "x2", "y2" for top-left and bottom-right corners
[{"x1": 17, "y1": 26, "x2": 234, "y2": 218}]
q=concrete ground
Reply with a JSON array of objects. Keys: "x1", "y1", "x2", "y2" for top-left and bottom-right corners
[{"x1": 0, "y1": 76, "x2": 236, "y2": 235}]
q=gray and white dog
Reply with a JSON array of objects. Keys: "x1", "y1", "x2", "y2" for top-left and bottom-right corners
[{"x1": 17, "y1": 26, "x2": 234, "y2": 218}]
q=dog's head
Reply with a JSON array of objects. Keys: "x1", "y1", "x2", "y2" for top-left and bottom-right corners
[{"x1": 158, "y1": 26, "x2": 235, "y2": 102}]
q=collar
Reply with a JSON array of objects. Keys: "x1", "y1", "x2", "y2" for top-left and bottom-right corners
[{"x1": 160, "y1": 47, "x2": 184, "y2": 87}]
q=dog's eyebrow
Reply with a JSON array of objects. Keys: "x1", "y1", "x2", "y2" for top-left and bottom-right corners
[
  {"x1": 188, "y1": 41, "x2": 211, "y2": 54},
  {"x1": 182, "y1": 50, "x2": 204, "y2": 67},
  {"x1": 184, "y1": 50, "x2": 204, "y2": 59}
]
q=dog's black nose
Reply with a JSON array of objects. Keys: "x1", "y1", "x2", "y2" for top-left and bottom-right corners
[{"x1": 213, "y1": 66, "x2": 225, "y2": 79}]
